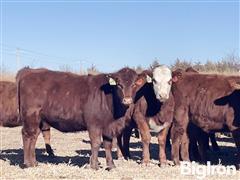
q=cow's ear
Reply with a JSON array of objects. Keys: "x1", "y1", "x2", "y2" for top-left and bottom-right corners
[
  {"x1": 172, "y1": 75, "x2": 178, "y2": 83},
  {"x1": 172, "y1": 70, "x2": 183, "y2": 83},
  {"x1": 228, "y1": 79, "x2": 240, "y2": 90},
  {"x1": 138, "y1": 70, "x2": 153, "y2": 84},
  {"x1": 106, "y1": 75, "x2": 117, "y2": 86},
  {"x1": 109, "y1": 77, "x2": 117, "y2": 86},
  {"x1": 135, "y1": 77, "x2": 144, "y2": 86},
  {"x1": 146, "y1": 75, "x2": 152, "y2": 83}
]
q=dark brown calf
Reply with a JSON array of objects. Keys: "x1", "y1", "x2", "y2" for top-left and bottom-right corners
[
  {"x1": 0, "y1": 81, "x2": 54, "y2": 156},
  {"x1": 171, "y1": 72, "x2": 240, "y2": 168},
  {"x1": 17, "y1": 67, "x2": 144, "y2": 170}
]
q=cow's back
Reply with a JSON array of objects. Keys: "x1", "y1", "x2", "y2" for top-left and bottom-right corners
[
  {"x1": 17, "y1": 68, "x2": 114, "y2": 132},
  {"x1": 0, "y1": 81, "x2": 20, "y2": 127}
]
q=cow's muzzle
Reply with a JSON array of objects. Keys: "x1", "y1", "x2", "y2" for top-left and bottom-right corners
[
  {"x1": 122, "y1": 97, "x2": 133, "y2": 105},
  {"x1": 156, "y1": 93, "x2": 169, "y2": 102}
]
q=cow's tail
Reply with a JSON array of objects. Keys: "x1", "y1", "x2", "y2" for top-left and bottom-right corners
[
  {"x1": 16, "y1": 70, "x2": 23, "y2": 124},
  {"x1": 16, "y1": 67, "x2": 30, "y2": 123}
]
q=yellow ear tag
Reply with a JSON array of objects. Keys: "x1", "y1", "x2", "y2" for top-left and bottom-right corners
[
  {"x1": 146, "y1": 75, "x2": 152, "y2": 83},
  {"x1": 109, "y1": 77, "x2": 117, "y2": 85}
]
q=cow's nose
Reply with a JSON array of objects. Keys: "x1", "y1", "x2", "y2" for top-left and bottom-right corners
[
  {"x1": 122, "y1": 97, "x2": 133, "y2": 105},
  {"x1": 158, "y1": 93, "x2": 169, "y2": 102}
]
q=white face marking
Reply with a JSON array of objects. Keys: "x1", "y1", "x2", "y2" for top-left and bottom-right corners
[{"x1": 152, "y1": 65, "x2": 172, "y2": 102}]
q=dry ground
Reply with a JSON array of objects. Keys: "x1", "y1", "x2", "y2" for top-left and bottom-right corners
[{"x1": 0, "y1": 127, "x2": 239, "y2": 180}]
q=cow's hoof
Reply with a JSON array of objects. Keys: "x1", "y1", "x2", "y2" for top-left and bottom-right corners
[
  {"x1": 141, "y1": 160, "x2": 150, "y2": 167},
  {"x1": 20, "y1": 162, "x2": 38, "y2": 169},
  {"x1": 159, "y1": 161, "x2": 167, "y2": 168},
  {"x1": 31, "y1": 161, "x2": 38, "y2": 167},
  {"x1": 90, "y1": 164, "x2": 99, "y2": 170},
  {"x1": 20, "y1": 164, "x2": 28, "y2": 169},
  {"x1": 173, "y1": 159, "x2": 180, "y2": 166},
  {"x1": 117, "y1": 156, "x2": 125, "y2": 161},
  {"x1": 105, "y1": 165, "x2": 116, "y2": 171},
  {"x1": 106, "y1": 162, "x2": 116, "y2": 171}
]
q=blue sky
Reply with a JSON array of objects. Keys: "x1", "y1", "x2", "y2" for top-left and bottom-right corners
[{"x1": 1, "y1": 1, "x2": 239, "y2": 72}]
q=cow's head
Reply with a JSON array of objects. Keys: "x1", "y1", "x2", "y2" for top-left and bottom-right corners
[
  {"x1": 107, "y1": 68, "x2": 143, "y2": 106},
  {"x1": 149, "y1": 65, "x2": 174, "y2": 102}
]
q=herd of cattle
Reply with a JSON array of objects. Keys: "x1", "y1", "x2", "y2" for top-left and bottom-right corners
[{"x1": 0, "y1": 66, "x2": 240, "y2": 170}]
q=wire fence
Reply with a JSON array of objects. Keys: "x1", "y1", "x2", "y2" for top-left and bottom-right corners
[
  {"x1": 1, "y1": 43, "x2": 240, "y2": 80},
  {"x1": 0, "y1": 43, "x2": 112, "y2": 75}
]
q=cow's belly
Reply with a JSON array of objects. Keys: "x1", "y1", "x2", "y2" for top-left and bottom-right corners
[
  {"x1": 190, "y1": 107, "x2": 234, "y2": 132},
  {"x1": 1, "y1": 116, "x2": 21, "y2": 127},
  {"x1": 189, "y1": 103, "x2": 231, "y2": 132},
  {"x1": 191, "y1": 117, "x2": 225, "y2": 132},
  {"x1": 41, "y1": 105, "x2": 87, "y2": 132},
  {"x1": 42, "y1": 115, "x2": 87, "y2": 132}
]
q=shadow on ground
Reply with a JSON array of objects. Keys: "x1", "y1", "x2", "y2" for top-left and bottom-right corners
[
  {"x1": 0, "y1": 139, "x2": 238, "y2": 168},
  {"x1": 0, "y1": 148, "x2": 89, "y2": 168}
]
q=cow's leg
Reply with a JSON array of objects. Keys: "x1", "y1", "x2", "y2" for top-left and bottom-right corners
[
  {"x1": 171, "y1": 123, "x2": 181, "y2": 165},
  {"x1": 116, "y1": 134, "x2": 127, "y2": 160},
  {"x1": 41, "y1": 122, "x2": 54, "y2": 157},
  {"x1": 205, "y1": 136, "x2": 210, "y2": 151},
  {"x1": 180, "y1": 131, "x2": 190, "y2": 162},
  {"x1": 29, "y1": 128, "x2": 41, "y2": 166},
  {"x1": 22, "y1": 110, "x2": 41, "y2": 168},
  {"x1": 136, "y1": 119, "x2": 151, "y2": 165},
  {"x1": 88, "y1": 128, "x2": 101, "y2": 170},
  {"x1": 197, "y1": 132, "x2": 209, "y2": 164},
  {"x1": 189, "y1": 137, "x2": 201, "y2": 162},
  {"x1": 22, "y1": 128, "x2": 32, "y2": 167},
  {"x1": 158, "y1": 125, "x2": 170, "y2": 166},
  {"x1": 41, "y1": 129, "x2": 54, "y2": 157},
  {"x1": 116, "y1": 143, "x2": 123, "y2": 159},
  {"x1": 166, "y1": 130, "x2": 171, "y2": 149},
  {"x1": 232, "y1": 128, "x2": 240, "y2": 169},
  {"x1": 172, "y1": 107, "x2": 189, "y2": 165},
  {"x1": 209, "y1": 133, "x2": 220, "y2": 152},
  {"x1": 116, "y1": 135, "x2": 124, "y2": 159},
  {"x1": 103, "y1": 138, "x2": 115, "y2": 171},
  {"x1": 116, "y1": 123, "x2": 133, "y2": 160},
  {"x1": 122, "y1": 124, "x2": 133, "y2": 159}
]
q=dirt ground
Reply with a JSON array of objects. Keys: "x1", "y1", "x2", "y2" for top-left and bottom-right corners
[{"x1": 0, "y1": 127, "x2": 239, "y2": 180}]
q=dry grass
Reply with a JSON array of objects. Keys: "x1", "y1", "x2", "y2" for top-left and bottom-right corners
[
  {"x1": 0, "y1": 127, "x2": 239, "y2": 179},
  {"x1": 0, "y1": 73, "x2": 15, "y2": 82},
  {"x1": 200, "y1": 71, "x2": 240, "y2": 76}
]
